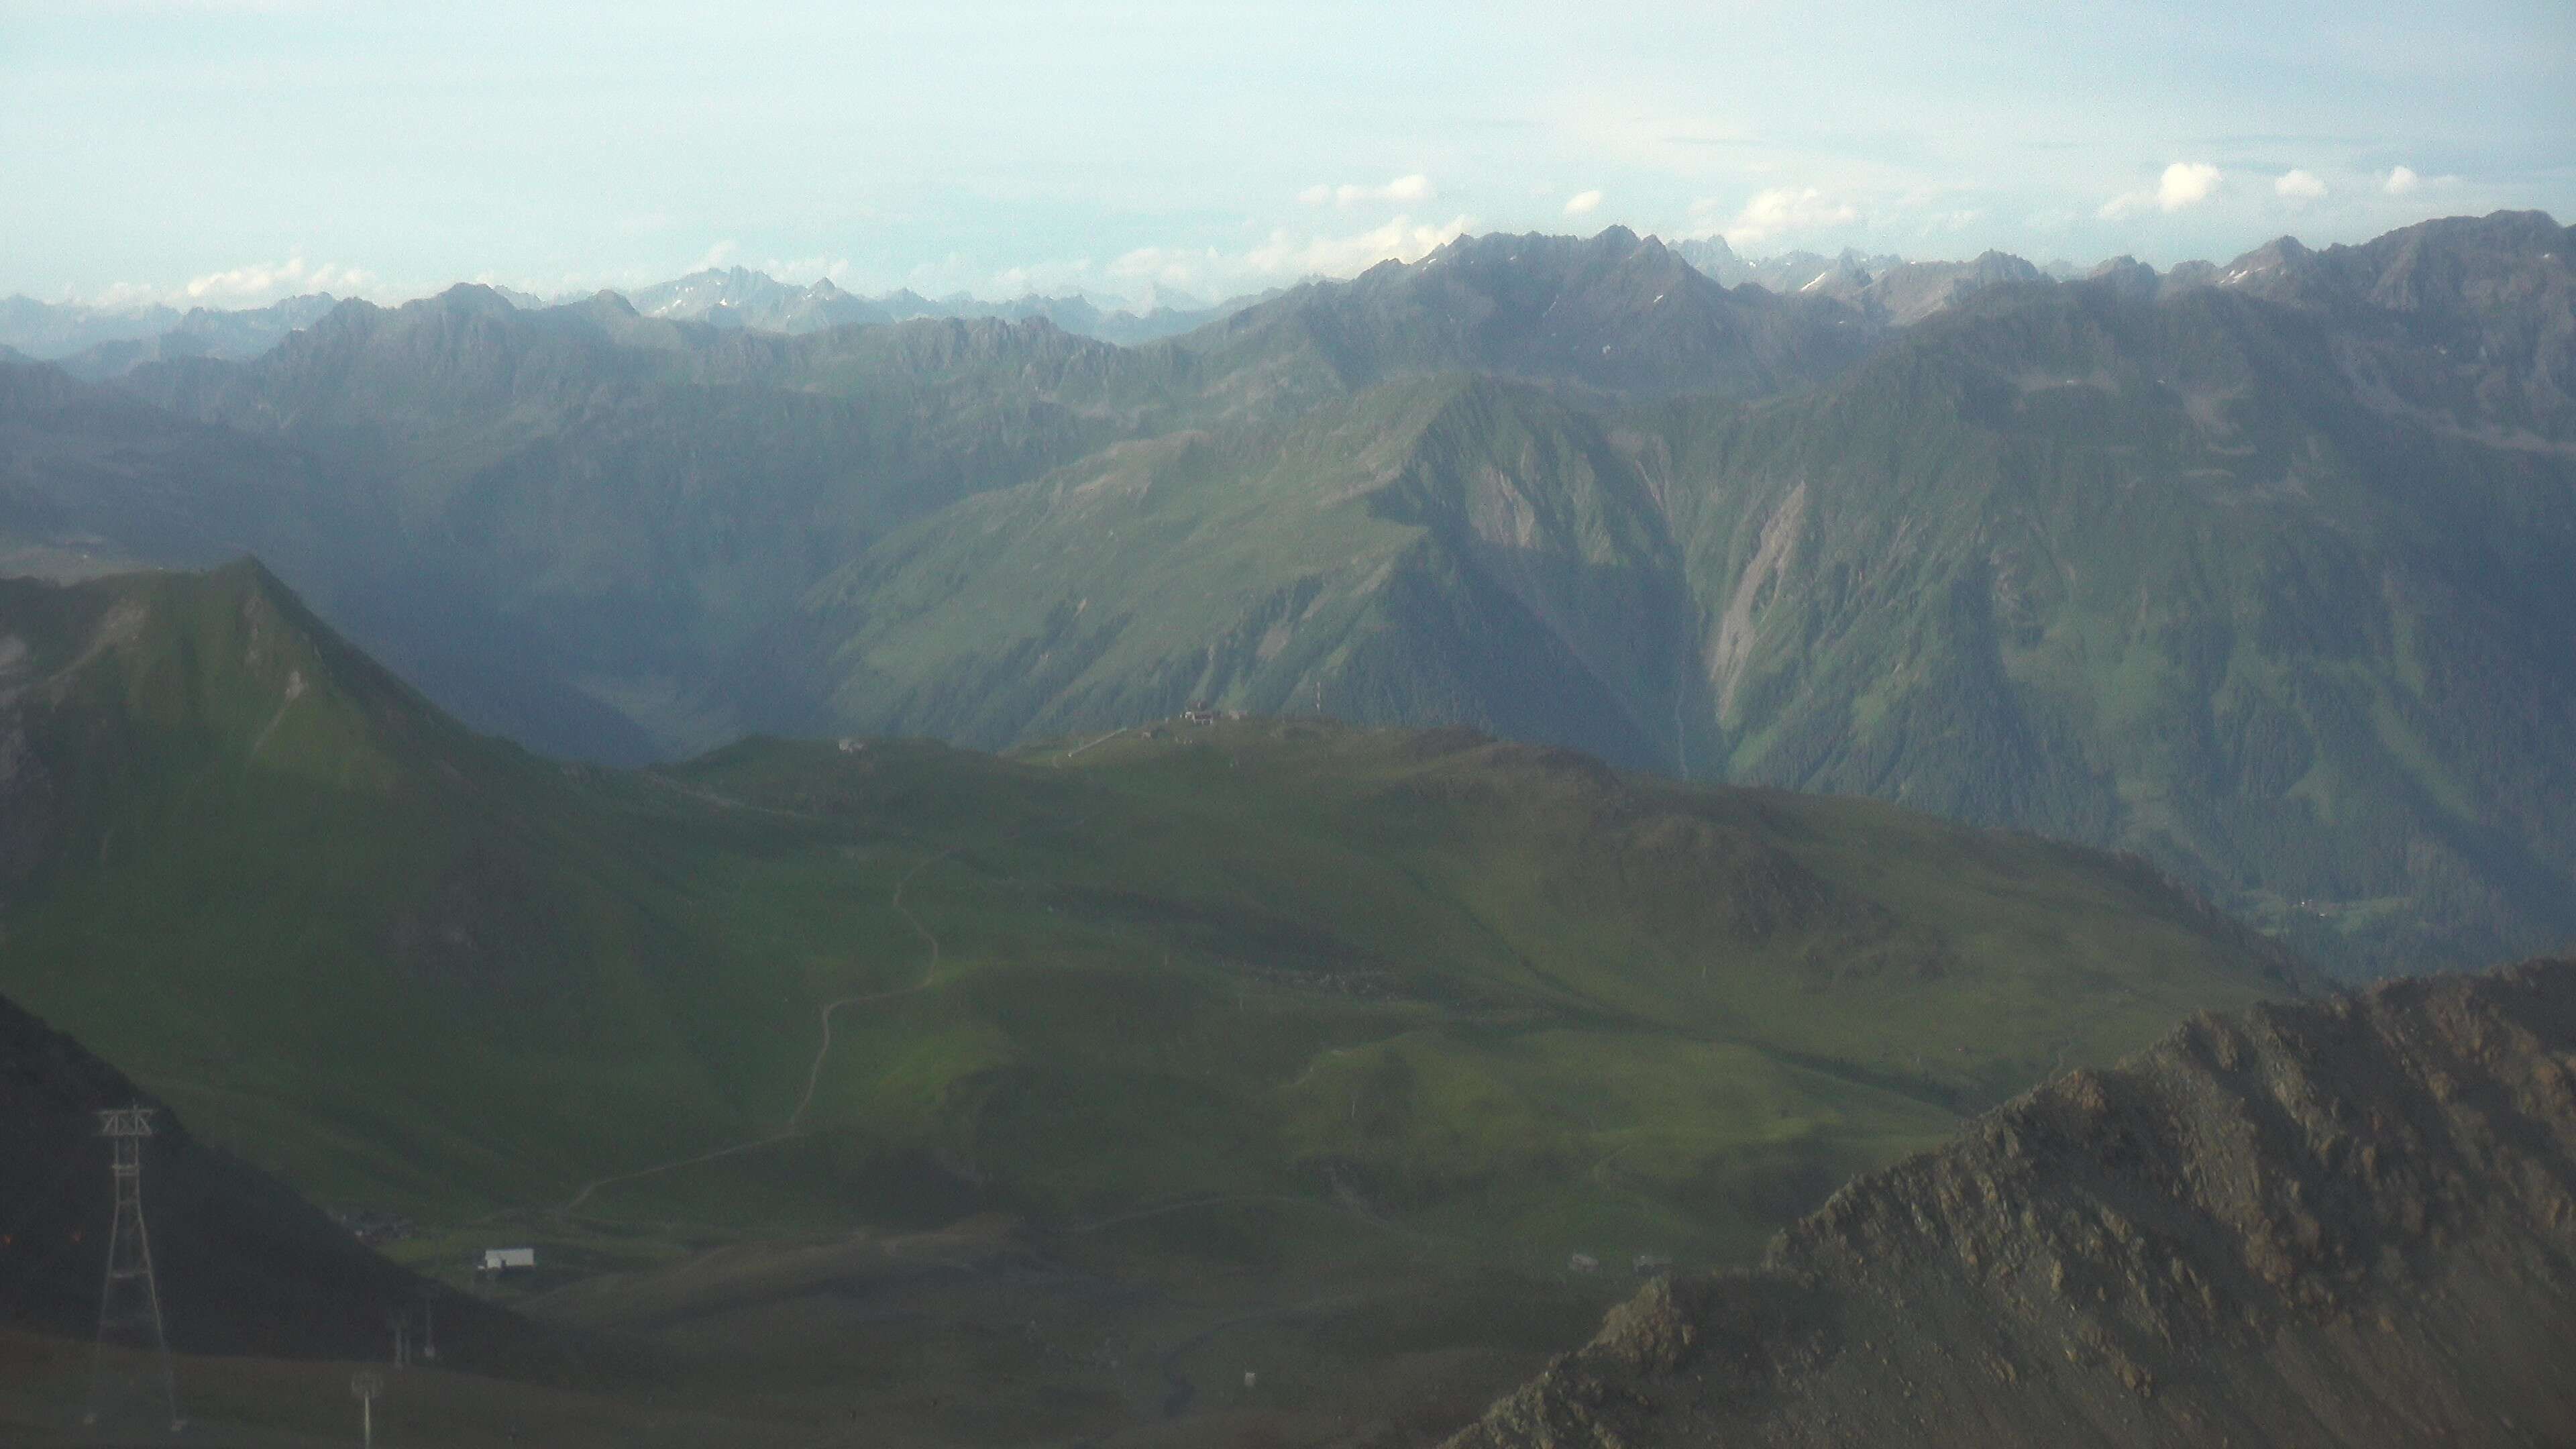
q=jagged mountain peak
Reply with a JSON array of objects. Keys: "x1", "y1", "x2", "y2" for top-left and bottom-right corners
[
  {"x1": 1812, "y1": 251, "x2": 2046, "y2": 325},
  {"x1": 0, "y1": 557, "x2": 468, "y2": 770},
  {"x1": 2197, "y1": 233, "x2": 2318, "y2": 292},
  {"x1": 2173, "y1": 208, "x2": 2575, "y2": 440},
  {"x1": 282, "y1": 283, "x2": 545, "y2": 357},
  {"x1": 2210, "y1": 209, "x2": 2568, "y2": 304},
  {"x1": 624, "y1": 265, "x2": 892, "y2": 335},
  {"x1": 1419, "y1": 224, "x2": 1669, "y2": 277},
  {"x1": 2086, "y1": 254, "x2": 2161, "y2": 299},
  {"x1": 1962, "y1": 248, "x2": 2042, "y2": 279},
  {"x1": 420, "y1": 280, "x2": 522, "y2": 319},
  {"x1": 1201, "y1": 223, "x2": 1873, "y2": 400}
]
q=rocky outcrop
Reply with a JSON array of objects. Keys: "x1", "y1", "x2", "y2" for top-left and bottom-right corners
[{"x1": 1448, "y1": 957, "x2": 2576, "y2": 1448}]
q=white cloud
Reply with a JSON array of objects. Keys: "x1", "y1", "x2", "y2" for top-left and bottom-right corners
[
  {"x1": 2384, "y1": 165, "x2": 2422, "y2": 195},
  {"x1": 178, "y1": 255, "x2": 378, "y2": 306},
  {"x1": 763, "y1": 254, "x2": 862, "y2": 286},
  {"x1": 476, "y1": 264, "x2": 667, "y2": 301},
  {"x1": 2275, "y1": 169, "x2": 2328, "y2": 201},
  {"x1": 1106, "y1": 245, "x2": 1224, "y2": 292},
  {"x1": 2161, "y1": 162, "x2": 2223, "y2": 209},
  {"x1": 1303, "y1": 174, "x2": 1435, "y2": 208},
  {"x1": 2098, "y1": 161, "x2": 2222, "y2": 219},
  {"x1": 1091, "y1": 213, "x2": 1470, "y2": 299},
  {"x1": 1244, "y1": 213, "x2": 1473, "y2": 278},
  {"x1": 690, "y1": 239, "x2": 740, "y2": 272},
  {"x1": 1563, "y1": 189, "x2": 1604, "y2": 217},
  {"x1": 84, "y1": 280, "x2": 171, "y2": 311},
  {"x1": 1717, "y1": 187, "x2": 1860, "y2": 248},
  {"x1": 982, "y1": 258, "x2": 1102, "y2": 298}
]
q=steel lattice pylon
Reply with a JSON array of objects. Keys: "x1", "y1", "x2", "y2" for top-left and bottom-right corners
[{"x1": 85, "y1": 1106, "x2": 182, "y2": 1435}]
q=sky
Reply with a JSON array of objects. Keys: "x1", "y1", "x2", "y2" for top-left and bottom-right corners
[{"x1": 5, "y1": 0, "x2": 2572, "y2": 310}]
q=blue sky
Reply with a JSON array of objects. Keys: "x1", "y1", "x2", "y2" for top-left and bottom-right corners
[{"x1": 6, "y1": 0, "x2": 2571, "y2": 308}]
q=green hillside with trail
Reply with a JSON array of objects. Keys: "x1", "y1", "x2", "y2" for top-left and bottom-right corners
[{"x1": 0, "y1": 561, "x2": 2299, "y2": 1441}]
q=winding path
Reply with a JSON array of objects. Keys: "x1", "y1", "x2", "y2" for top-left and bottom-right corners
[
  {"x1": 1061, "y1": 726, "x2": 1130, "y2": 759},
  {"x1": 559, "y1": 850, "x2": 953, "y2": 1214},
  {"x1": 784, "y1": 851, "x2": 951, "y2": 1132}
]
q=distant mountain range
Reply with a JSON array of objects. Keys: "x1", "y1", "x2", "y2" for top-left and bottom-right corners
[
  {"x1": 0, "y1": 292, "x2": 341, "y2": 381},
  {"x1": 3, "y1": 212, "x2": 2571, "y2": 975},
  {"x1": 0, "y1": 268, "x2": 1271, "y2": 377},
  {"x1": 1448, "y1": 953, "x2": 2576, "y2": 1448},
  {"x1": 0, "y1": 231, "x2": 2167, "y2": 378},
  {"x1": 1674, "y1": 234, "x2": 1907, "y2": 292},
  {"x1": 622, "y1": 264, "x2": 1273, "y2": 345}
]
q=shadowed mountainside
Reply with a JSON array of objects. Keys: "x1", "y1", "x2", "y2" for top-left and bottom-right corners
[
  {"x1": 1448, "y1": 955, "x2": 2576, "y2": 1448},
  {"x1": 0, "y1": 991, "x2": 543, "y2": 1369}
]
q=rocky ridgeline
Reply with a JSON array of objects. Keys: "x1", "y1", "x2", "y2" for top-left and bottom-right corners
[{"x1": 1448, "y1": 957, "x2": 2576, "y2": 1448}]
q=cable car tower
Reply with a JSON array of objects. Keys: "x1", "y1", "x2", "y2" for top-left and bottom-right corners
[{"x1": 85, "y1": 1105, "x2": 182, "y2": 1434}]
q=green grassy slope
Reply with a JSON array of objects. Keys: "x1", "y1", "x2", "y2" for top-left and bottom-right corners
[
  {"x1": 0, "y1": 560, "x2": 2313, "y2": 1442},
  {"x1": 0, "y1": 563, "x2": 784, "y2": 1212},
  {"x1": 806, "y1": 374, "x2": 1693, "y2": 767},
  {"x1": 0, "y1": 562, "x2": 2296, "y2": 1265}
]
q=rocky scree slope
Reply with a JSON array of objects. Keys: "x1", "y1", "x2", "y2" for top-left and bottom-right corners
[{"x1": 1447, "y1": 955, "x2": 2576, "y2": 1448}]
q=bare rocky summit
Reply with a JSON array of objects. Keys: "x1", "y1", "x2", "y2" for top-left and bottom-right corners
[{"x1": 1448, "y1": 957, "x2": 2576, "y2": 1448}]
